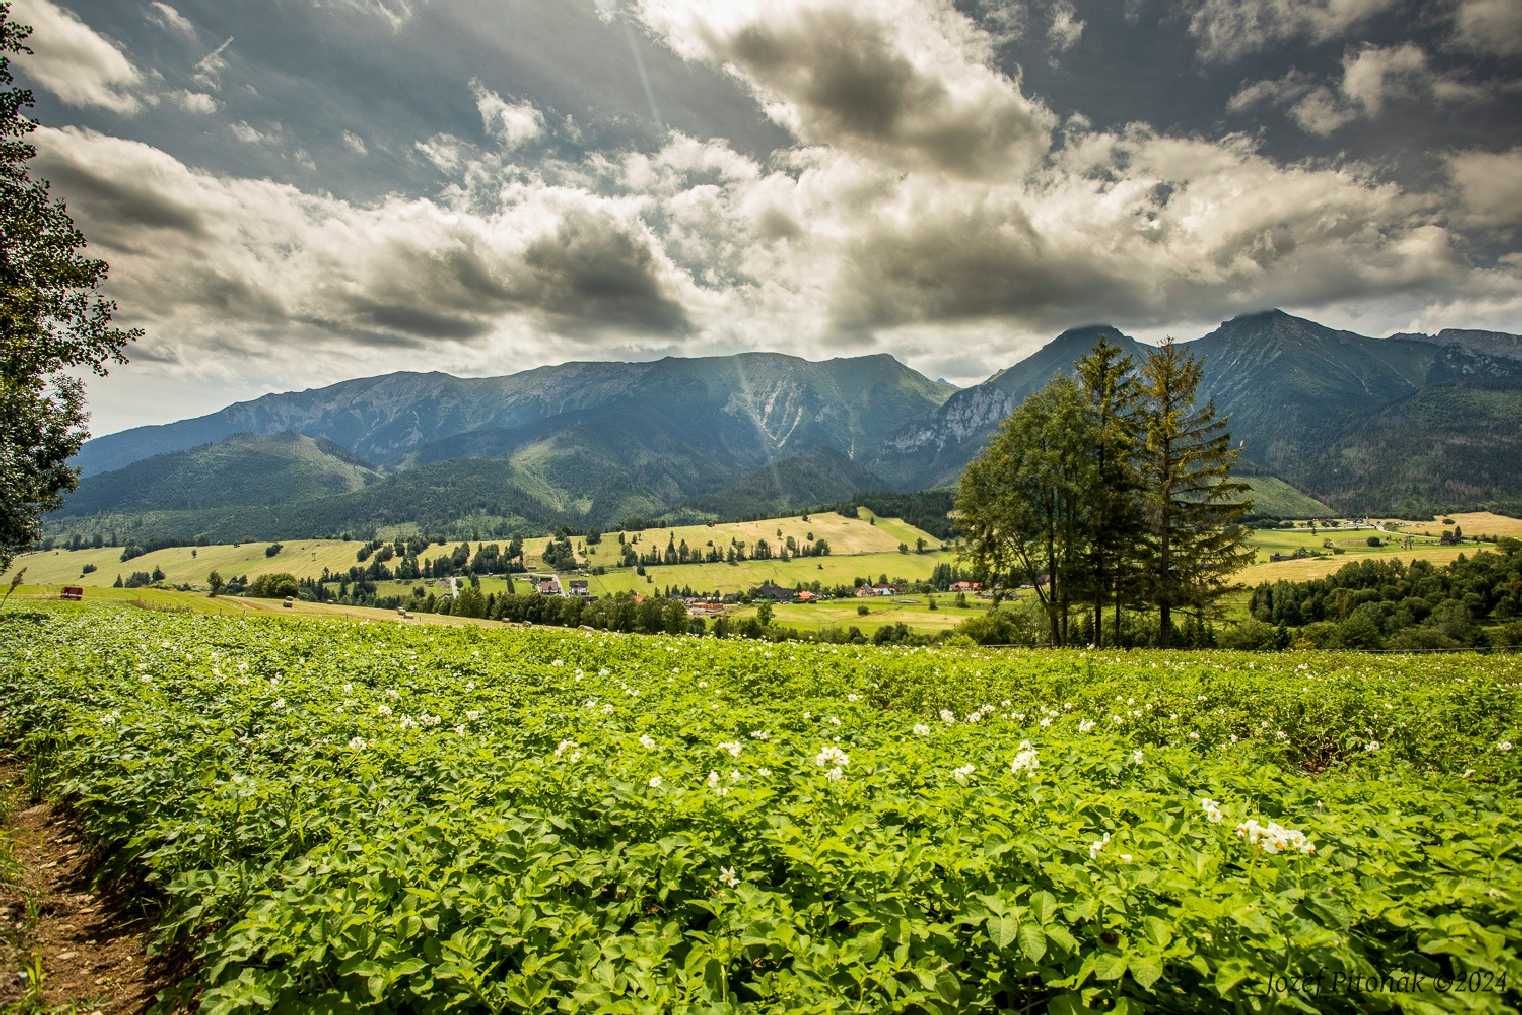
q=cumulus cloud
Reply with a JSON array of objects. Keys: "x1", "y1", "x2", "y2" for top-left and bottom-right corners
[
  {"x1": 145, "y1": 2, "x2": 196, "y2": 40},
  {"x1": 1446, "y1": 147, "x2": 1522, "y2": 227},
  {"x1": 11, "y1": 0, "x2": 148, "y2": 113},
  {"x1": 414, "y1": 132, "x2": 472, "y2": 173},
  {"x1": 631, "y1": 0, "x2": 1055, "y2": 178},
  {"x1": 230, "y1": 121, "x2": 283, "y2": 146},
  {"x1": 32, "y1": 126, "x2": 695, "y2": 370},
  {"x1": 1229, "y1": 45, "x2": 1485, "y2": 134},
  {"x1": 1048, "y1": 1, "x2": 1084, "y2": 51},
  {"x1": 1452, "y1": 0, "x2": 1522, "y2": 56},
  {"x1": 470, "y1": 80, "x2": 545, "y2": 149},
  {"x1": 169, "y1": 90, "x2": 219, "y2": 114},
  {"x1": 1190, "y1": 0, "x2": 1394, "y2": 62},
  {"x1": 342, "y1": 130, "x2": 370, "y2": 155}
]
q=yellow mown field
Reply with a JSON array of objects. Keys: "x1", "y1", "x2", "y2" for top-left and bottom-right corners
[{"x1": 1391, "y1": 511, "x2": 1522, "y2": 539}]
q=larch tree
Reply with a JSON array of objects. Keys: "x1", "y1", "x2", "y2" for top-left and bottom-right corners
[
  {"x1": 1, "y1": 5, "x2": 139, "y2": 570},
  {"x1": 1136, "y1": 339, "x2": 1254, "y2": 646}
]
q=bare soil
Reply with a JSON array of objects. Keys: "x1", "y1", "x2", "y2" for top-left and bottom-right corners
[{"x1": 0, "y1": 764, "x2": 165, "y2": 1013}]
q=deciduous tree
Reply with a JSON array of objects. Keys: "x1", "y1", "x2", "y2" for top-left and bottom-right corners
[{"x1": 1, "y1": 7, "x2": 138, "y2": 569}]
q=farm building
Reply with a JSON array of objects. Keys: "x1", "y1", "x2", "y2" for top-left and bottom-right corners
[
  {"x1": 751, "y1": 582, "x2": 795, "y2": 602},
  {"x1": 950, "y1": 580, "x2": 982, "y2": 592}
]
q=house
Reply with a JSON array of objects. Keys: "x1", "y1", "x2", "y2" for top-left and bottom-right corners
[
  {"x1": 59, "y1": 586, "x2": 84, "y2": 601},
  {"x1": 950, "y1": 580, "x2": 982, "y2": 592},
  {"x1": 533, "y1": 575, "x2": 563, "y2": 596},
  {"x1": 751, "y1": 582, "x2": 795, "y2": 602},
  {"x1": 687, "y1": 600, "x2": 725, "y2": 618},
  {"x1": 795, "y1": 590, "x2": 817, "y2": 602},
  {"x1": 567, "y1": 578, "x2": 590, "y2": 597},
  {"x1": 872, "y1": 585, "x2": 896, "y2": 597}
]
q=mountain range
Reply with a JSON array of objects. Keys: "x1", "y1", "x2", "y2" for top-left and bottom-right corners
[{"x1": 52, "y1": 310, "x2": 1522, "y2": 542}]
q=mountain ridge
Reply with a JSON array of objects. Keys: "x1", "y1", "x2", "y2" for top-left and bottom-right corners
[{"x1": 56, "y1": 312, "x2": 1522, "y2": 540}]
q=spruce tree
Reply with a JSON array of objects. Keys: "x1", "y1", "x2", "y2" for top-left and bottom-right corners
[
  {"x1": 1136, "y1": 339, "x2": 1254, "y2": 646},
  {"x1": 1075, "y1": 338, "x2": 1145, "y2": 647}
]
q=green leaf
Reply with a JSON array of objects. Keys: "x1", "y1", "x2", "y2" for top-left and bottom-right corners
[
  {"x1": 1093, "y1": 953, "x2": 1127, "y2": 981},
  {"x1": 1019, "y1": 923, "x2": 1048, "y2": 963}
]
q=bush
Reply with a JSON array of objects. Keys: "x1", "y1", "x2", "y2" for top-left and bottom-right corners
[
  {"x1": 248, "y1": 573, "x2": 299, "y2": 599},
  {"x1": 1218, "y1": 618, "x2": 1284, "y2": 651},
  {"x1": 1366, "y1": 536, "x2": 1381, "y2": 548},
  {"x1": 265, "y1": 543, "x2": 284, "y2": 557},
  {"x1": 857, "y1": 604, "x2": 869, "y2": 616}
]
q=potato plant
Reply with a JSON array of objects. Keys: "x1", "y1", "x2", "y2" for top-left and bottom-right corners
[{"x1": 1, "y1": 605, "x2": 1519, "y2": 1013}]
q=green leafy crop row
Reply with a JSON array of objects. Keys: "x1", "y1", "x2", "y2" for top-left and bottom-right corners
[{"x1": 1, "y1": 605, "x2": 1519, "y2": 1013}]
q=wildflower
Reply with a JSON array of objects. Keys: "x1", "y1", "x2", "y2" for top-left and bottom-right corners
[
  {"x1": 1200, "y1": 797, "x2": 1223, "y2": 823},
  {"x1": 718, "y1": 866, "x2": 740, "y2": 889},
  {"x1": 718, "y1": 740, "x2": 742, "y2": 757},
  {"x1": 1009, "y1": 747, "x2": 1040, "y2": 777},
  {"x1": 1500, "y1": 740, "x2": 1514, "y2": 753},
  {"x1": 1235, "y1": 819, "x2": 1315, "y2": 855},
  {"x1": 1078, "y1": 719, "x2": 1096, "y2": 733},
  {"x1": 1130, "y1": 749, "x2": 1145, "y2": 765},
  {"x1": 640, "y1": 734, "x2": 657, "y2": 750},
  {"x1": 815, "y1": 745, "x2": 850, "y2": 768},
  {"x1": 648, "y1": 776, "x2": 662, "y2": 788},
  {"x1": 554, "y1": 739, "x2": 577, "y2": 759},
  {"x1": 347, "y1": 736, "x2": 368, "y2": 751},
  {"x1": 952, "y1": 764, "x2": 975, "y2": 784},
  {"x1": 847, "y1": 693, "x2": 860, "y2": 703},
  {"x1": 913, "y1": 723, "x2": 931, "y2": 736},
  {"x1": 1088, "y1": 832, "x2": 1110, "y2": 859},
  {"x1": 1365, "y1": 739, "x2": 1380, "y2": 753}
]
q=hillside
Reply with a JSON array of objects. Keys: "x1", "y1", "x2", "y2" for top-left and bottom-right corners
[
  {"x1": 873, "y1": 310, "x2": 1522, "y2": 516},
  {"x1": 52, "y1": 312, "x2": 1522, "y2": 542},
  {"x1": 55, "y1": 433, "x2": 378, "y2": 517},
  {"x1": 59, "y1": 353, "x2": 954, "y2": 542}
]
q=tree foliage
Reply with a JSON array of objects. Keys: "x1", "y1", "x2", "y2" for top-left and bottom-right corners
[
  {"x1": 957, "y1": 338, "x2": 1252, "y2": 646},
  {"x1": 0, "y1": 5, "x2": 138, "y2": 568}
]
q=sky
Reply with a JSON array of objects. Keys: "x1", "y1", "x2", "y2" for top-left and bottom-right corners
[{"x1": 10, "y1": 0, "x2": 1522, "y2": 435}]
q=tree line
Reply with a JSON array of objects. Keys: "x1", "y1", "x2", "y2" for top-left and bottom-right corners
[{"x1": 956, "y1": 338, "x2": 1254, "y2": 647}]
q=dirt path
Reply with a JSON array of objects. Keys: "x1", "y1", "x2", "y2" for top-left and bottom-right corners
[{"x1": 0, "y1": 764, "x2": 163, "y2": 1013}]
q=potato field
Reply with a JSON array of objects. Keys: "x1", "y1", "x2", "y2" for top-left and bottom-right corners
[{"x1": 1, "y1": 604, "x2": 1519, "y2": 1013}]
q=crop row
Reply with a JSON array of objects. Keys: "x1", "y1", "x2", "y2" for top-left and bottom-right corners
[{"x1": 0, "y1": 605, "x2": 1519, "y2": 1012}]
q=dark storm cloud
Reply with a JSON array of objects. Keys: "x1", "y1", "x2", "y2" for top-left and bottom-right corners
[
  {"x1": 716, "y1": 8, "x2": 1050, "y2": 177},
  {"x1": 520, "y1": 210, "x2": 693, "y2": 337},
  {"x1": 31, "y1": 134, "x2": 206, "y2": 240}
]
